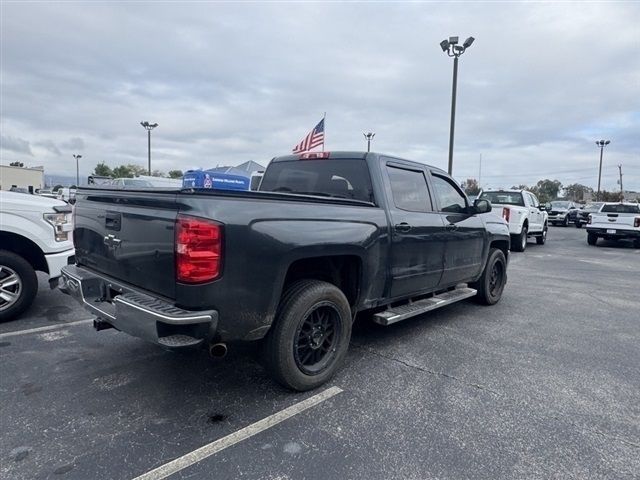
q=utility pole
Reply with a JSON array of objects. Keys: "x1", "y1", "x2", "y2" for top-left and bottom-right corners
[
  {"x1": 140, "y1": 121, "x2": 159, "y2": 175},
  {"x1": 595, "y1": 139, "x2": 610, "y2": 201},
  {"x1": 440, "y1": 35, "x2": 475, "y2": 175},
  {"x1": 618, "y1": 164, "x2": 623, "y2": 199},
  {"x1": 478, "y1": 153, "x2": 482, "y2": 187},
  {"x1": 73, "y1": 154, "x2": 82, "y2": 186},
  {"x1": 363, "y1": 132, "x2": 375, "y2": 152}
]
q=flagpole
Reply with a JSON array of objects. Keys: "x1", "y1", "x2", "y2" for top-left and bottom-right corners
[{"x1": 322, "y1": 112, "x2": 326, "y2": 152}]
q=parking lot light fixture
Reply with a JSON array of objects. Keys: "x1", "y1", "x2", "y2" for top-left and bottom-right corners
[
  {"x1": 73, "y1": 154, "x2": 82, "y2": 186},
  {"x1": 140, "y1": 121, "x2": 159, "y2": 175},
  {"x1": 363, "y1": 132, "x2": 375, "y2": 152},
  {"x1": 440, "y1": 35, "x2": 475, "y2": 175},
  {"x1": 595, "y1": 139, "x2": 611, "y2": 201}
]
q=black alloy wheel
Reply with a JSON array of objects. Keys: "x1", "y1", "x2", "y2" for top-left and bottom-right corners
[{"x1": 294, "y1": 302, "x2": 341, "y2": 375}]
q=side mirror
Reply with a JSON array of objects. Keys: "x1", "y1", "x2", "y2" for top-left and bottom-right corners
[
  {"x1": 538, "y1": 205, "x2": 547, "y2": 211},
  {"x1": 473, "y1": 198, "x2": 491, "y2": 214}
]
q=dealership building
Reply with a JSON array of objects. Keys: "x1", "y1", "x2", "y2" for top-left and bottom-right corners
[{"x1": 0, "y1": 164, "x2": 45, "y2": 192}]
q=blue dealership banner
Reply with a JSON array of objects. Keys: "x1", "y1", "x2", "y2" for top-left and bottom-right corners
[{"x1": 182, "y1": 170, "x2": 250, "y2": 191}]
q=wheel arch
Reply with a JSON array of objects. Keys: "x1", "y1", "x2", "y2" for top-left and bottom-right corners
[{"x1": 0, "y1": 232, "x2": 48, "y2": 273}]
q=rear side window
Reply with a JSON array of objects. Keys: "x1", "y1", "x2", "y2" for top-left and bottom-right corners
[
  {"x1": 431, "y1": 174, "x2": 467, "y2": 213},
  {"x1": 601, "y1": 204, "x2": 640, "y2": 214},
  {"x1": 386, "y1": 165, "x2": 432, "y2": 212},
  {"x1": 259, "y1": 159, "x2": 374, "y2": 203}
]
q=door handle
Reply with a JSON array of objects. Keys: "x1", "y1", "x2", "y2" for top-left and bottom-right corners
[
  {"x1": 445, "y1": 223, "x2": 459, "y2": 231},
  {"x1": 394, "y1": 222, "x2": 412, "y2": 233}
]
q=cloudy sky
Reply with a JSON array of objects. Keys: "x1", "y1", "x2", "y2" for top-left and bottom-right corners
[{"x1": 1, "y1": 1, "x2": 639, "y2": 190}]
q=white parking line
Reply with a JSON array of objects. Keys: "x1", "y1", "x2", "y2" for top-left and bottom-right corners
[
  {"x1": 132, "y1": 386, "x2": 344, "y2": 480},
  {"x1": 0, "y1": 319, "x2": 93, "y2": 340}
]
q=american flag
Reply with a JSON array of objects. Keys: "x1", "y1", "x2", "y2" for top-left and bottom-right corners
[{"x1": 292, "y1": 118, "x2": 325, "y2": 153}]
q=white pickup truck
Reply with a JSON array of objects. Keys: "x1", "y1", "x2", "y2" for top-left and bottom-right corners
[
  {"x1": 586, "y1": 202, "x2": 640, "y2": 247},
  {"x1": 0, "y1": 191, "x2": 75, "y2": 321},
  {"x1": 478, "y1": 189, "x2": 548, "y2": 252}
]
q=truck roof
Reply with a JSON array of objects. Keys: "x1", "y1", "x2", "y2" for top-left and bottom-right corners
[{"x1": 270, "y1": 151, "x2": 445, "y2": 174}]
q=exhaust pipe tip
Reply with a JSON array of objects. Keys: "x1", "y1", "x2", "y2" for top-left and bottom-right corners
[{"x1": 209, "y1": 343, "x2": 228, "y2": 358}]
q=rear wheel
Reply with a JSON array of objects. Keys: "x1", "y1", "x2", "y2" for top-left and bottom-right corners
[
  {"x1": 536, "y1": 225, "x2": 548, "y2": 245},
  {"x1": 0, "y1": 250, "x2": 38, "y2": 322},
  {"x1": 511, "y1": 226, "x2": 528, "y2": 252},
  {"x1": 472, "y1": 248, "x2": 507, "y2": 305},
  {"x1": 587, "y1": 232, "x2": 598, "y2": 246},
  {"x1": 575, "y1": 222, "x2": 582, "y2": 228},
  {"x1": 263, "y1": 280, "x2": 352, "y2": 391}
]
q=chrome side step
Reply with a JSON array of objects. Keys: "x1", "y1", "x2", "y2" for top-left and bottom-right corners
[{"x1": 373, "y1": 287, "x2": 477, "y2": 326}]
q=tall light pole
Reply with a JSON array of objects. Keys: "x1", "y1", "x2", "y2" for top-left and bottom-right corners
[
  {"x1": 595, "y1": 139, "x2": 610, "y2": 201},
  {"x1": 363, "y1": 132, "x2": 375, "y2": 152},
  {"x1": 617, "y1": 164, "x2": 623, "y2": 199},
  {"x1": 140, "y1": 121, "x2": 158, "y2": 175},
  {"x1": 440, "y1": 35, "x2": 474, "y2": 175},
  {"x1": 73, "y1": 154, "x2": 82, "y2": 186}
]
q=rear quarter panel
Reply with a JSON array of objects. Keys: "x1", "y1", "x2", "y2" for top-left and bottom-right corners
[{"x1": 175, "y1": 194, "x2": 388, "y2": 341}]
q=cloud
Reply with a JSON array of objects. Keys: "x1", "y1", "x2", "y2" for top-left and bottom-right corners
[
  {"x1": 60, "y1": 137, "x2": 85, "y2": 151},
  {"x1": 1, "y1": 2, "x2": 638, "y2": 190},
  {"x1": 1, "y1": 135, "x2": 33, "y2": 155},
  {"x1": 34, "y1": 139, "x2": 62, "y2": 155}
]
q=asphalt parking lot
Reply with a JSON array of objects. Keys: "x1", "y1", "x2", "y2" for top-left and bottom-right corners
[{"x1": 1, "y1": 226, "x2": 639, "y2": 480}]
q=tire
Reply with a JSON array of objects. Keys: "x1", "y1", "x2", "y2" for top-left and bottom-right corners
[
  {"x1": 634, "y1": 239, "x2": 640, "y2": 249},
  {"x1": 587, "y1": 232, "x2": 598, "y2": 246},
  {"x1": 575, "y1": 222, "x2": 582, "y2": 229},
  {"x1": 472, "y1": 248, "x2": 507, "y2": 306},
  {"x1": 262, "y1": 280, "x2": 352, "y2": 391},
  {"x1": 0, "y1": 250, "x2": 38, "y2": 322},
  {"x1": 511, "y1": 226, "x2": 528, "y2": 252},
  {"x1": 536, "y1": 225, "x2": 548, "y2": 245}
]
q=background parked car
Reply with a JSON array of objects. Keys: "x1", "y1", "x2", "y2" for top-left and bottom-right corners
[
  {"x1": 575, "y1": 202, "x2": 604, "y2": 228},
  {"x1": 0, "y1": 191, "x2": 75, "y2": 321},
  {"x1": 548, "y1": 200, "x2": 578, "y2": 226}
]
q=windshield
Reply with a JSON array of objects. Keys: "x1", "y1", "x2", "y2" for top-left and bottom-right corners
[
  {"x1": 259, "y1": 158, "x2": 374, "y2": 203},
  {"x1": 551, "y1": 201, "x2": 570, "y2": 209},
  {"x1": 601, "y1": 204, "x2": 640, "y2": 214},
  {"x1": 479, "y1": 191, "x2": 524, "y2": 206}
]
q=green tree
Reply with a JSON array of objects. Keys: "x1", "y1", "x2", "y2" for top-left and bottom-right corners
[
  {"x1": 564, "y1": 183, "x2": 593, "y2": 202},
  {"x1": 93, "y1": 162, "x2": 113, "y2": 177},
  {"x1": 112, "y1": 165, "x2": 134, "y2": 178},
  {"x1": 599, "y1": 190, "x2": 623, "y2": 202},
  {"x1": 168, "y1": 170, "x2": 183, "y2": 179},
  {"x1": 461, "y1": 178, "x2": 480, "y2": 195},
  {"x1": 532, "y1": 179, "x2": 562, "y2": 203}
]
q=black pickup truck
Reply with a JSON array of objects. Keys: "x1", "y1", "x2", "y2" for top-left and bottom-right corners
[{"x1": 60, "y1": 151, "x2": 510, "y2": 390}]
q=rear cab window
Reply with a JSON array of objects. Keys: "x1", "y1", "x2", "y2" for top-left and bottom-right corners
[
  {"x1": 601, "y1": 204, "x2": 640, "y2": 214},
  {"x1": 479, "y1": 191, "x2": 525, "y2": 207},
  {"x1": 259, "y1": 158, "x2": 374, "y2": 203}
]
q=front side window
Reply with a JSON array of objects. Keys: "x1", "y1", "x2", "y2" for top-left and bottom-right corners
[
  {"x1": 431, "y1": 174, "x2": 467, "y2": 213},
  {"x1": 386, "y1": 165, "x2": 432, "y2": 213}
]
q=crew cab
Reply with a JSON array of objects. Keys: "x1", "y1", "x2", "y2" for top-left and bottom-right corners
[
  {"x1": 547, "y1": 200, "x2": 579, "y2": 227},
  {"x1": 0, "y1": 191, "x2": 75, "y2": 321},
  {"x1": 586, "y1": 202, "x2": 640, "y2": 247},
  {"x1": 478, "y1": 189, "x2": 548, "y2": 252},
  {"x1": 60, "y1": 152, "x2": 510, "y2": 391}
]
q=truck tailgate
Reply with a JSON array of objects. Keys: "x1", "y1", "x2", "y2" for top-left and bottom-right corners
[{"x1": 73, "y1": 189, "x2": 178, "y2": 299}]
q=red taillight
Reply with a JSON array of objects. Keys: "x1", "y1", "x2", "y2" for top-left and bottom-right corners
[
  {"x1": 502, "y1": 207, "x2": 510, "y2": 222},
  {"x1": 634, "y1": 217, "x2": 640, "y2": 228},
  {"x1": 588, "y1": 214, "x2": 592, "y2": 225},
  {"x1": 299, "y1": 152, "x2": 330, "y2": 160},
  {"x1": 175, "y1": 215, "x2": 223, "y2": 283}
]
